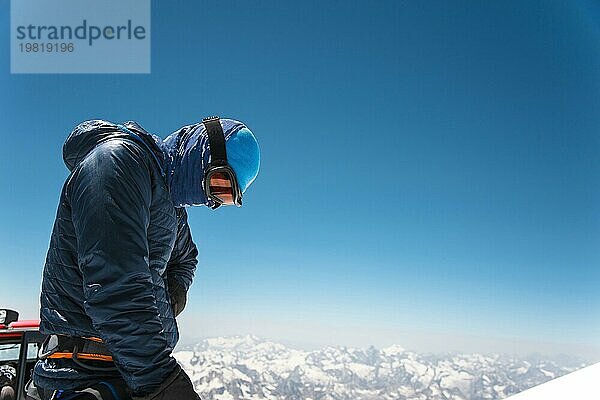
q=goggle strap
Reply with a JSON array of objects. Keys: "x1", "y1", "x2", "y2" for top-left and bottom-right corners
[{"x1": 202, "y1": 116, "x2": 227, "y2": 166}]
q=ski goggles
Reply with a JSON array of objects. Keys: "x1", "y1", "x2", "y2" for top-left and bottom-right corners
[{"x1": 202, "y1": 116, "x2": 243, "y2": 209}]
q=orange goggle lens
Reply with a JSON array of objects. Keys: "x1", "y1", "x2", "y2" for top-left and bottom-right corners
[{"x1": 208, "y1": 171, "x2": 235, "y2": 204}]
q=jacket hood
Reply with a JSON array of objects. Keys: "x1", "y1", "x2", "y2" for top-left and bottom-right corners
[
  {"x1": 63, "y1": 118, "x2": 257, "y2": 209},
  {"x1": 63, "y1": 119, "x2": 166, "y2": 174},
  {"x1": 162, "y1": 118, "x2": 247, "y2": 208}
]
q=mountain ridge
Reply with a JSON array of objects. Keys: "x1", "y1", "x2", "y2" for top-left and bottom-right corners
[{"x1": 174, "y1": 335, "x2": 588, "y2": 400}]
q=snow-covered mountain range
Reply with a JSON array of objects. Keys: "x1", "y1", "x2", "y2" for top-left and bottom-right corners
[{"x1": 174, "y1": 335, "x2": 588, "y2": 400}]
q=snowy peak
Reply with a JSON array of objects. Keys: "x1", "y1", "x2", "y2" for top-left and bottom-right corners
[
  {"x1": 174, "y1": 336, "x2": 588, "y2": 400},
  {"x1": 507, "y1": 362, "x2": 600, "y2": 399}
]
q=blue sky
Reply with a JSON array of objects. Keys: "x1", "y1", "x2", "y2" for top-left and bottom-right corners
[{"x1": 1, "y1": 1, "x2": 599, "y2": 359}]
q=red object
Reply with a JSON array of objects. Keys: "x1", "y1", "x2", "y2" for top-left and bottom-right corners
[
  {"x1": 0, "y1": 332, "x2": 23, "y2": 338},
  {"x1": 0, "y1": 320, "x2": 40, "y2": 338},
  {"x1": 8, "y1": 320, "x2": 40, "y2": 329}
]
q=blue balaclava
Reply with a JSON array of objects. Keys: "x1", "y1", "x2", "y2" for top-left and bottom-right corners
[{"x1": 163, "y1": 118, "x2": 260, "y2": 208}]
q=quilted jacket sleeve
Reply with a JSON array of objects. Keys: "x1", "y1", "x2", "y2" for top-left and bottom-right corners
[
  {"x1": 68, "y1": 139, "x2": 178, "y2": 395},
  {"x1": 167, "y1": 208, "x2": 198, "y2": 291},
  {"x1": 165, "y1": 208, "x2": 198, "y2": 316}
]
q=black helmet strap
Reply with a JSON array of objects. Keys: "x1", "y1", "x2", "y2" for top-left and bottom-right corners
[{"x1": 202, "y1": 116, "x2": 227, "y2": 167}]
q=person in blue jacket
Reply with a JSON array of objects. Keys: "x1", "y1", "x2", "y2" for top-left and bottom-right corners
[{"x1": 31, "y1": 117, "x2": 260, "y2": 400}]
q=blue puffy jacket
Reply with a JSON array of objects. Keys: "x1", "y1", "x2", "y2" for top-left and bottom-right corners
[{"x1": 33, "y1": 118, "x2": 253, "y2": 394}]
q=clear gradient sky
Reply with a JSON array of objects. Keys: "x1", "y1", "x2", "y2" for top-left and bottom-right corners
[{"x1": 0, "y1": 1, "x2": 599, "y2": 360}]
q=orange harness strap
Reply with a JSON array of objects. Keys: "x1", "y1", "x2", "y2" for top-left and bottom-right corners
[
  {"x1": 47, "y1": 352, "x2": 114, "y2": 362},
  {"x1": 83, "y1": 336, "x2": 104, "y2": 343}
]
